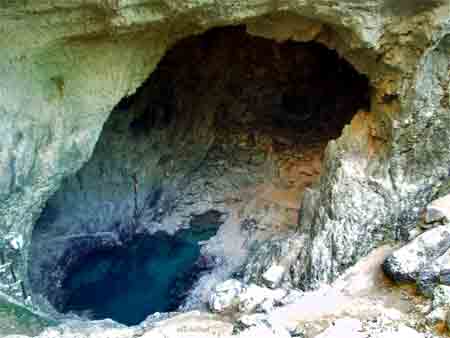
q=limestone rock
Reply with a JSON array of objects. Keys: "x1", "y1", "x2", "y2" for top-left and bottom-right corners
[
  {"x1": 262, "y1": 264, "x2": 286, "y2": 289},
  {"x1": 237, "y1": 324, "x2": 292, "y2": 338},
  {"x1": 432, "y1": 285, "x2": 450, "y2": 309},
  {"x1": 140, "y1": 311, "x2": 234, "y2": 338},
  {"x1": 383, "y1": 225, "x2": 450, "y2": 283},
  {"x1": 425, "y1": 194, "x2": 450, "y2": 224},
  {"x1": 375, "y1": 325, "x2": 425, "y2": 338},
  {"x1": 0, "y1": 0, "x2": 449, "y2": 319},
  {"x1": 208, "y1": 279, "x2": 244, "y2": 313},
  {"x1": 242, "y1": 234, "x2": 305, "y2": 288},
  {"x1": 314, "y1": 321, "x2": 426, "y2": 338},
  {"x1": 35, "y1": 319, "x2": 135, "y2": 338},
  {"x1": 314, "y1": 318, "x2": 364, "y2": 338},
  {"x1": 237, "y1": 313, "x2": 296, "y2": 338},
  {"x1": 237, "y1": 284, "x2": 286, "y2": 313},
  {"x1": 426, "y1": 307, "x2": 447, "y2": 325},
  {"x1": 32, "y1": 312, "x2": 233, "y2": 338},
  {"x1": 416, "y1": 266, "x2": 441, "y2": 298},
  {"x1": 209, "y1": 279, "x2": 288, "y2": 315}
]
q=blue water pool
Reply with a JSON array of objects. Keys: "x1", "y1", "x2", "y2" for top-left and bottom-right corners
[{"x1": 61, "y1": 225, "x2": 218, "y2": 325}]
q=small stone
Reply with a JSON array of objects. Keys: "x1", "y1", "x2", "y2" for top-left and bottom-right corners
[
  {"x1": 425, "y1": 194, "x2": 450, "y2": 224},
  {"x1": 262, "y1": 264, "x2": 286, "y2": 289}
]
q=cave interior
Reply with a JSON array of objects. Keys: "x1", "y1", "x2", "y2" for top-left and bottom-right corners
[{"x1": 29, "y1": 26, "x2": 370, "y2": 325}]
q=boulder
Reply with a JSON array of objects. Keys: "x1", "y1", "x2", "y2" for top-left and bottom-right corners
[
  {"x1": 237, "y1": 284, "x2": 286, "y2": 313},
  {"x1": 262, "y1": 264, "x2": 286, "y2": 289},
  {"x1": 208, "y1": 279, "x2": 244, "y2": 313},
  {"x1": 383, "y1": 225, "x2": 450, "y2": 283},
  {"x1": 432, "y1": 285, "x2": 450, "y2": 310},
  {"x1": 209, "y1": 279, "x2": 288, "y2": 315},
  {"x1": 425, "y1": 194, "x2": 450, "y2": 224}
]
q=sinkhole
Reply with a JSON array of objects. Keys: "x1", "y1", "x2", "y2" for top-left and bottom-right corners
[{"x1": 29, "y1": 26, "x2": 370, "y2": 325}]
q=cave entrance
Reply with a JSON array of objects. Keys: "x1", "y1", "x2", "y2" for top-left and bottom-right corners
[{"x1": 29, "y1": 26, "x2": 369, "y2": 325}]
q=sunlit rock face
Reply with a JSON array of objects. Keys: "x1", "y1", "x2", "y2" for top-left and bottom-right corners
[{"x1": 0, "y1": 0, "x2": 448, "y2": 316}]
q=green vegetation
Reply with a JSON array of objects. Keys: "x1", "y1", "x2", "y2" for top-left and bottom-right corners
[{"x1": 0, "y1": 297, "x2": 54, "y2": 337}]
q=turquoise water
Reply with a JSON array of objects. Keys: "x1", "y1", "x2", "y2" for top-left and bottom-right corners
[{"x1": 61, "y1": 226, "x2": 218, "y2": 325}]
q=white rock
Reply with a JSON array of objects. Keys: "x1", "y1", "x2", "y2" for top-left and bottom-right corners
[
  {"x1": 238, "y1": 313, "x2": 268, "y2": 328},
  {"x1": 407, "y1": 227, "x2": 423, "y2": 240},
  {"x1": 279, "y1": 289, "x2": 304, "y2": 305},
  {"x1": 237, "y1": 323, "x2": 291, "y2": 338},
  {"x1": 376, "y1": 325, "x2": 424, "y2": 338},
  {"x1": 426, "y1": 307, "x2": 447, "y2": 324},
  {"x1": 262, "y1": 264, "x2": 286, "y2": 288},
  {"x1": 259, "y1": 298, "x2": 275, "y2": 313},
  {"x1": 426, "y1": 194, "x2": 450, "y2": 223},
  {"x1": 382, "y1": 308, "x2": 403, "y2": 321},
  {"x1": 208, "y1": 279, "x2": 244, "y2": 313},
  {"x1": 383, "y1": 224, "x2": 450, "y2": 282},
  {"x1": 9, "y1": 234, "x2": 23, "y2": 250},
  {"x1": 432, "y1": 284, "x2": 450, "y2": 309},
  {"x1": 238, "y1": 284, "x2": 287, "y2": 313},
  {"x1": 314, "y1": 318, "x2": 364, "y2": 338},
  {"x1": 141, "y1": 311, "x2": 233, "y2": 338},
  {"x1": 237, "y1": 314, "x2": 292, "y2": 338},
  {"x1": 238, "y1": 284, "x2": 270, "y2": 313}
]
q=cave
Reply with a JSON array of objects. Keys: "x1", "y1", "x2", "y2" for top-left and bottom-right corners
[{"x1": 28, "y1": 26, "x2": 370, "y2": 325}]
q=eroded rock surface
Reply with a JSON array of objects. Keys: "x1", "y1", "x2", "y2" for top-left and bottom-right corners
[{"x1": 0, "y1": 1, "x2": 449, "y2": 337}]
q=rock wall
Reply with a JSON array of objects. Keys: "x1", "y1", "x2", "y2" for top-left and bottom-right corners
[{"x1": 0, "y1": 0, "x2": 449, "y2": 310}]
